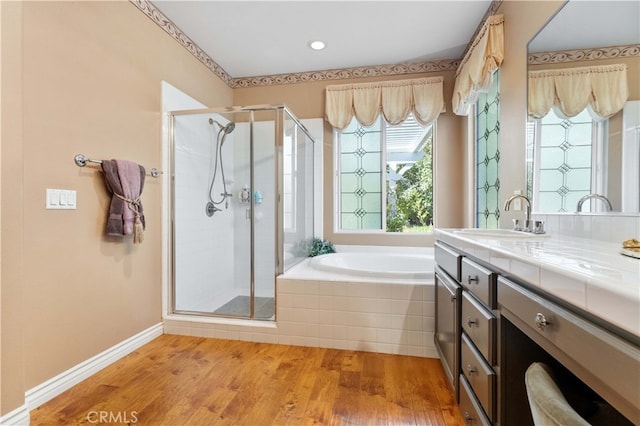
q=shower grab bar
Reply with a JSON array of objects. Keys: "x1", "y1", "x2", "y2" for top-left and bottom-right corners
[{"x1": 74, "y1": 154, "x2": 163, "y2": 178}]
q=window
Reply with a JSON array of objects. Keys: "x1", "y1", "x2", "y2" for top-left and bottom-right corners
[
  {"x1": 475, "y1": 70, "x2": 500, "y2": 228},
  {"x1": 335, "y1": 113, "x2": 434, "y2": 233},
  {"x1": 526, "y1": 108, "x2": 606, "y2": 212}
]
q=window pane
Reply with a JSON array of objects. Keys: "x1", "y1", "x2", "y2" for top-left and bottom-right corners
[
  {"x1": 361, "y1": 153, "x2": 381, "y2": 172},
  {"x1": 362, "y1": 213, "x2": 382, "y2": 229},
  {"x1": 475, "y1": 70, "x2": 500, "y2": 228},
  {"x1": 362, "y1": 172, "x2": 382, "y2": 192},
  {"x1": 341, "y1": 213, "x2": 359, "y2": 229},
  {"x1": 340, "y1": 154, "x2": 358, "y2": 173},
  {"x1": 341, "y1": 174, "x2": 358, "y2": 192},
  {"x1": 533, "y1": 108, "x2": 596, "y2": 212},
  {"x1": 338, "y1": 117, "x2": 383, "y2": 231}
]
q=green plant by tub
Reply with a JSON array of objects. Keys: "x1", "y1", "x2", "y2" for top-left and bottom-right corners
[
  {"x1": 292, "y1": 238, "x2": 336, "y2": 257},
  {"x1": 308, "y1": 238, "x2": 335, "y2": 257}
]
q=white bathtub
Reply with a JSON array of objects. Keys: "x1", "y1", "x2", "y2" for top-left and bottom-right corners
[
  {"x1": 276, "y1": 245, "x2": 437, "y2": 357},
  {"x1": 309, "y1": 252, "x2": 434, "y2": 280}
]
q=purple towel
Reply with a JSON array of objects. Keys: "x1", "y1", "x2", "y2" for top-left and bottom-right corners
[{"x1": 101, "y1": 160, "x2": 146, "y2": 242}]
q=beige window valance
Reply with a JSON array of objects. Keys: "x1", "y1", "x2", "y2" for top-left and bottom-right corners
[
  {"x1": 325, "y1": 77, "x2": 445, "y2": 130},
  {"x1": 452, "y1": 14, "x2": 504, "y2": 116},
  {"x1": 528, "y1": 64, "x2": 629, "y2": 119}
]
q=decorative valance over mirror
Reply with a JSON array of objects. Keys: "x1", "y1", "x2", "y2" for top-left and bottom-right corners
[
  {"x1": 528, "y1": 63, "x2": 629, "y2": 119},
  {"x1": 325, "y1": 77, "x2": 445, "y2": 129},
  {"x1": 452, "y1": 14, "x2": 504, "y2": 116}
]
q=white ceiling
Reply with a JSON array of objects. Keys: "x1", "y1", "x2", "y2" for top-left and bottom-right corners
[
  {"x1": 150, "y1": 1, "x2": 639, "y2": 79},
  {"x1": 151, "y1": 0, "x2": 493, "y2": 78}
]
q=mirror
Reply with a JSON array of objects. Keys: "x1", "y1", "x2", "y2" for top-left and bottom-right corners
[{"x1": 526, "y1": 0, "x2": 640, "y2": 213}]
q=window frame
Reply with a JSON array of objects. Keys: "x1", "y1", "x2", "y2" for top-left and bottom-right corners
[{"x1": 333, "y1": 115, "x2": 435, "y2": 234}]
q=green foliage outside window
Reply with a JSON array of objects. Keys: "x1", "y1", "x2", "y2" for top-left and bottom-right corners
[{"x1": 386, "y1": 138, "x2": 433, "y2": 232}]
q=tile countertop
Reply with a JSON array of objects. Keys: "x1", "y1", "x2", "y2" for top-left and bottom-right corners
[{"x1": 435, "y1": 228, "x2": 640, "y2": 339}]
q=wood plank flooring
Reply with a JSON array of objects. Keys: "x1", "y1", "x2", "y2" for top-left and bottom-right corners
[{"x1": 29, "y1": 334, "x2": 464, "y2": 425}]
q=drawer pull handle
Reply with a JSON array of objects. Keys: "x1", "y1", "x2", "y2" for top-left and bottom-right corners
[
  {"x1": 467, "y1": 364, "x2": 477, "y2": 375},
  {"x1": 535, "y1": 313, "x2": 550, "y2": 330},
  {"x1": 464, "y1": 411, "x2": 474, "y2": 423},
  {"x1": 467, "y1": 317, "x2": 477, "y2": 327},
  {"x1": 467, "y1": 275, "x2": 479, "y2": 284},
  {"x1": 450, "y1": 294, "x2": 457, "y2": 302}
]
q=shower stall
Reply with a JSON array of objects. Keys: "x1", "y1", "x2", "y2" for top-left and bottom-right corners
[{"x1": 168, "y1": 105, "x2": 316, "y2": 320}]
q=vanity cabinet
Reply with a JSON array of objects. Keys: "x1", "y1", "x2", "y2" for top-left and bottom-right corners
[
  {"x1": 435, "y1": 232, "x2": 639, "y2": 426},
  {"x1": 434, "y1": 241, "x2": 497, "y2": 423}
]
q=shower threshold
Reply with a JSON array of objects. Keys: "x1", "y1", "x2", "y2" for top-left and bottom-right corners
[{"x1": 213, "y1": 296, "x2": 275, "y2": 320}]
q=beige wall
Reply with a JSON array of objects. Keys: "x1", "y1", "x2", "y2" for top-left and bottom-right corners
[
  {"x1": 1, "y1": 1, "x2": 26, "y2": 414},
  {"x1": 1, "y1": 1, "x2": 232, "y2": 415}
]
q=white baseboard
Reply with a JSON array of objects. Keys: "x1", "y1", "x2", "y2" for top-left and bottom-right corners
[
  {"x1": 24, "y1": 323, "x2": 164, "y2": 412},
  {"x1": 0, "y1": 404, "x2": 30, "y2": 426}
]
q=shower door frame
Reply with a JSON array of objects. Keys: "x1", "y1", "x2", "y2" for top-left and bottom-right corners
[{"x1": 167, "y1": 104, "x2": 315, "y2": 320}]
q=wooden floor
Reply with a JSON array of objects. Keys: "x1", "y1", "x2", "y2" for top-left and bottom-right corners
[{"x1": 30, "y1": 334, "x2": 464, "y2": 425}]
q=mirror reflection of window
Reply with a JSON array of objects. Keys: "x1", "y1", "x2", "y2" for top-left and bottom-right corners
[{"x1": 527, "y1": 108, "x2": 607, "y2": 213}]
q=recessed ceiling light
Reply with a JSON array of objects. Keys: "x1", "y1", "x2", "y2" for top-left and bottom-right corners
[{"x1": 309, "y1": 40, "x2": 326, "y2": 51}]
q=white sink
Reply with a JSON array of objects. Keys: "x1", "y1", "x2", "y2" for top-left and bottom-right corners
[{"x1": 453, "y1": 228, "x2": 549, "y2": 239}]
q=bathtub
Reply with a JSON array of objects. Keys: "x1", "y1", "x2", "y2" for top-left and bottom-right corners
[
  {"x1": 274, "y1": 245, "x2": 437, "y2": 357},
  {"x1": 308, "y1": 252, "x2": 433, "y2": 280}
]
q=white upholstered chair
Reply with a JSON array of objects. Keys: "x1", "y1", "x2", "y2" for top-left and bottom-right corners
[{"x1": 525, "y1": 362, "x2": 591, "y2": 426}]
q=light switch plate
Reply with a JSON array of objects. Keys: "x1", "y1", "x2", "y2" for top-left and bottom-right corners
[{"x1": 46, "y1": 189, "x2": 77, "y2": 209}]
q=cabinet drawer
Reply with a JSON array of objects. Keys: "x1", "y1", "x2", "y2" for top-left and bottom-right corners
[
  {"x1": 461, "y1": 333, "x2": 495, "y2": 422},
  {"x1": 498, "y1": 277, "x2": 640, "y2": 423},
  {"x1": 461, "y1": 258, "x2": 496, "y2": 308},
  {"x1": 461, "y1": 291, "x2": 496, "y2": 364},
  {"x1": 435, "y1": 241, "x2": 461, "y2": 281},
  {"x1": 459, "y1": 374, "x2": 492, "y2": 426}
]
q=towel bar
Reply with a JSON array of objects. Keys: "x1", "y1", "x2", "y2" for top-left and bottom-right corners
[{"x1": 74, "y1": 154, "x2": 163, "y2": 178}]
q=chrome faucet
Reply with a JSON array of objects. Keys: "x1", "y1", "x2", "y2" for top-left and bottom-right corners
[
  {"x1": 577, "y1": 194, "x2": 613, "y2": 212},
  {"x1": 504, "y1": 194, "x2": 532, "y2": 232}
]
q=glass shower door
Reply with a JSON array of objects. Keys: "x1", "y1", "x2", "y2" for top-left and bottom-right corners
[
  {"x1": 172, "y1": 110, "x2": 258, "y2": 318},
  {"x1": 170, "y1": 105, "x2": 312, "y2": 320}
]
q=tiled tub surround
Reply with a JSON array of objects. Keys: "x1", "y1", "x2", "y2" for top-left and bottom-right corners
[
  {"x1": 435, "y1": 228, "x2": 640, "y2": 338},
  {"x1": 165, "y1": 246, "x2": 436, "y2": 357}
]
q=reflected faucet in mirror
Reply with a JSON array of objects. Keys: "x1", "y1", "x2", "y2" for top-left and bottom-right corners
[{"x1": 577, "y1": 194, "x2": 613, "y2": 212}]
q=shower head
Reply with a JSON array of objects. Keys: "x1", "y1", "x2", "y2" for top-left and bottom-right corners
[{"x1": 209, "y1": 118, "x2": 236, "y2": 134}]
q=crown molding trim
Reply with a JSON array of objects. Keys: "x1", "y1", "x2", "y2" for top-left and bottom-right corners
[
  {"x1": 130, "y1": 0, "x2": 234, "y2": 86},
  {"x1": 231, "y1": 60, "x2": 460, "y2": 88},
  {"x1": 528, "y1": 44, "x2": 640, "y2": 65}
]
